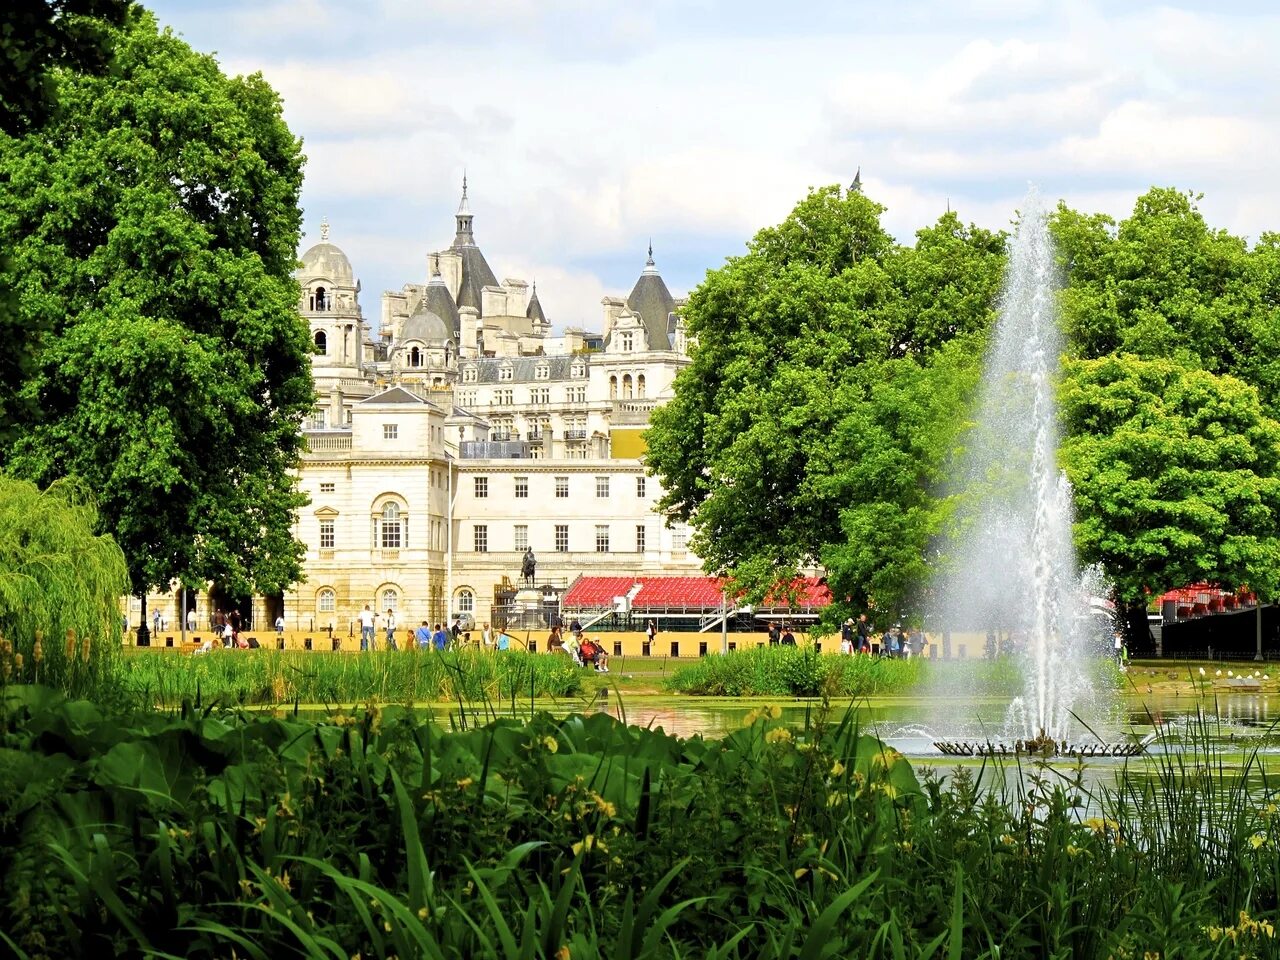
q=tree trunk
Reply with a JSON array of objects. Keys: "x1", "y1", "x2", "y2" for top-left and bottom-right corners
[{"x1": 137, "y1": 592, "x2": 150, "y2": 647}]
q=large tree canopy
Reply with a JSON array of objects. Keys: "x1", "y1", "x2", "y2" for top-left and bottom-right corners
[
  {"x1": 0, "y1": 0, "x2": 134, "y2": 444},
  {"x1": 0, "y1": 9, "x2": 312, "y2": 600},
  {"x1": 1053, "y1": 189, "x2": 1280, "y2": 608},
  {"x1": 651, "y1": 184, "x2": 1280, "y2": 626},
  {"x1": 1061, "y1": 355, "x2": 1280, "y2": 604},
  {"x1": 646, "y1": 187, "x2": 1005, "y2": 616}
]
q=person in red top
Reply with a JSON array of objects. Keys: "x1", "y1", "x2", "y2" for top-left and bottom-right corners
[{"x1": 578, "y1": 635, "x2": 610, "y2": 673}]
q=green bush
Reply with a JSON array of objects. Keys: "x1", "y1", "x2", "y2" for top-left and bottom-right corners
[{"x1": 669, "y1": 647, "x2": 931, "y2": 696}]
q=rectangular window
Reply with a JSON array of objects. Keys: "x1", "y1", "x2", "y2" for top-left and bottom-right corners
[
  {"x1": 381, "y1": 519, "x2": 401, "y2": 550},
  {"x1": 672, "y1": 524, "x2": 687, "y2": 552},
  {"x1": 595, "y1": 524, "x2": 610, "y2": 553},
  {"x1": 474, "y1": 476, "x2": 488, "y2": 498},
  {"x1": 514, "y1": 476, "x2": 528, "y2": 498},
  {"x1": 636, "y1": 476, "x2": 646, "y2": 498},
  {"x1": 555, "y1": 476, "x2": 569, "y2": 498},
  {"x1": 596, "y1": 476, "x2": 610, "y2": 498},
  {"x1": 636, "y1": 524, "x2": 646, "y2": 552},
  {"x1": 320, "y1": 520, "x2": 335, "y2": 549},
  {"x1": 514, "y1": 524, "x2": 528, "y2": 552},
  {"x1": 383, "y1": 423, "x2": 398, "y2": 440},
  {"x1": 474, "y1": 524, "x2": 488, "y2": 553},
  {"x1": 320, "y1": 481, "x2": 335, "y2": 494},
  {"x1": 555, "y1": 524, "x2": 569, "y2": 552}
]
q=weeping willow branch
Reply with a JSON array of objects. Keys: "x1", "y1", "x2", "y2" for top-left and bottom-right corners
[{"x1": 0, "y1": 476, "x2": 128, "y2": 695}]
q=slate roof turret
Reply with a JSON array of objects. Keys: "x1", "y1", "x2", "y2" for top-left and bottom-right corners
[
  {"x1": 526, "y1": 281, "x2": 547, "y2": 324},
  {"x1": 624, "y1": 242, "x2": 677, "y2": 350}
]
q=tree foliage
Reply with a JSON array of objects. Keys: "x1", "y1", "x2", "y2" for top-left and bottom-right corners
[
  {"x1": 651, "y1": 182, "x2": 1280, "y2": 623},
  {"x1": 0, "y1": 10, "x2": 312, "y2": 599},
  {"x1": 1061, "y1": 355, "x2": 1280, "y2": 604},
  {"x1": 646, "y1": 188, "x2": 1005, "y2": 617},
  {"x1": 1053, "y1": 187, "x2": 1280, "y2": 605},
  {"x1": 0, "y1": 0, "x2": 134, "y2": 445}
]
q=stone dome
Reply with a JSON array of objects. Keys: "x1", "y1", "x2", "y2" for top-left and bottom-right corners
[
  {"x1": 298, "y1": 241, "x2": 354, "y2": 282},
  {"x1": 399, "y1": 276, "x2": 459, "y2": 345}
]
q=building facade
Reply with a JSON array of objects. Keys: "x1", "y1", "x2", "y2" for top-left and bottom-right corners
[{"x1": 135, "y1": 182, "x2": 702, "y2": 635}]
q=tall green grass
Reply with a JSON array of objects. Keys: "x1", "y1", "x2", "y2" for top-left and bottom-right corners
[
  {"x1": 115, "y1": 648, "x2": 584, "y2": 707},
  {"x1": 668, "y1": 646, "x2": 1025, "y2": 697}
]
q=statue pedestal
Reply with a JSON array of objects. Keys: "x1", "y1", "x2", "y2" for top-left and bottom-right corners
[{"x1": 515, "y1": 587, "x2": 543, "y2": 611}]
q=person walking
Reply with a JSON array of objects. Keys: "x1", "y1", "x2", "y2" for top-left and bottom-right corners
[
  {"x1": 768, "y1": 622, "x2": 780, "y2": 646},
  {"x1": 432, "y1": 622, "x2": 449, "y2": 651},
  {"x1": 481, "y1": 622, "x2": 494, "y2": 648},
  {"x1": 384, "y1": 608, "x2": 397, "y2": 651},
  {"x1": 856, "y1": 613, "x2": 872, "y2": 654},
  {"x1": 358, "y1": 604, "x2": 375, "y2": 651},
  {"x1": 275, "y1": 614, "x2": 285, "y2": 639},
  {"x1": 646, "y1": 619, "x2": 657, "y2": 646},
  {"x1": 186, "y1": 608, "x2": 196, "y2": 632},
  {"x1": 415, "y1": 620, "x2": 432, "y2": 648}
]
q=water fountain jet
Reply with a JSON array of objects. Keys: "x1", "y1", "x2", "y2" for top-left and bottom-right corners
[{"x1": 927, "y1": 192, "x2": 1139, "y2": 757}]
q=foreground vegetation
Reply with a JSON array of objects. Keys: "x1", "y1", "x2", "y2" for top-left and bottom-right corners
[{"x1": 3, "y1": 684, "x2": 1280, "y2": 958}]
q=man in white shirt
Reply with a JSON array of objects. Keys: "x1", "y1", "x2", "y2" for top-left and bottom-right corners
[
  {"x1": 384, "y1": 608, "x2": 397, "y2": 650},
  {"x1": 358, "y1": 604, "x2": 375, "y2": 651}
]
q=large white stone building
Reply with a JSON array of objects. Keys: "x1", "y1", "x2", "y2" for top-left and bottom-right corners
[{"x1": 135, "y1": 181, "x2": 703, "y2": 635}]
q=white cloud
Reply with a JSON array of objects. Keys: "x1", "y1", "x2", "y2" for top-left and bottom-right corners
[{"x1": 150, "y1": 0, "x2": 1280, "y2": 332}]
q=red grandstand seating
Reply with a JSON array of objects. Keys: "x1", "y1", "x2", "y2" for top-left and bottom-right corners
[
  {"x1": 633, "y1": 576, "x2": 726, "y2": 609},
  {"x1": 561, "y1": 576, "x2": 639, "y2": 609}
]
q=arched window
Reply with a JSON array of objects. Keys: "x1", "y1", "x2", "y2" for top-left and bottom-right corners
[
  {"x1": 456, "y1": 588, "x2": 475, "y2": 614},
  {"x1": 317, "y1": 588, "x2": 336, "y2": 612},
  {"x1": 315, "y1": 286, "x2": 327, "y2": 311},
  {"x1": 381, "y1": 502, "x2": 402, "y2": 549},
  {"x1": 637, "y1": 374, "x2": 646, "y2": 397},
  {"x1": 314, "y1": 330, "x2": 327, "y2": 355},
  {"x1": 623, "y1": 374, "x2": 633, "y2": 399},
  {"x1": 609, "y1": 375, "x2": 618, "y2": 400},
  {"x1": 409, "y1": 346, "x2": 421, "y2": 367},
  {"x1": 382, "y1": 587, "x2": 399, "y2": 612}
]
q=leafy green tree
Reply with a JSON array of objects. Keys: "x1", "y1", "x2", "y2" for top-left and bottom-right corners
[
  {"x1": 1060, "y1": 354, "x2": 1280, "y2": 617},
  {"x1": 0, "y1": 11, "x2": 312, "y2": 627},
  {"x1": 0, "y1": 476, "x2": 128, "y2": 692},
  {"x1": 1054, "y1": 187, "x2": 1280, "y2": 414},
  {"x1": 0, "y1": 0, "x2": 133, "y2": 135},
  {"x1": 0, "y1": 0, "x2": 133, "y2": 445},
  {"x1": 647, "y1": 188, "x2": 1005, "y2": 619}
]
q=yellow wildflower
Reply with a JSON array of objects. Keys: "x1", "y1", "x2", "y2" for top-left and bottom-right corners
[
  {"x1": 1250, "y1": 833, "x2": 1268, "y2": 850},
  {"x1": 764, "y1": 727, "x2": 792, "y2": 744},
  {"x1": 768, "y1": 704, "x2": 782, "y2": 720},
  {"x1": 456, "y1": 777, "x2": 473, "y2": 790},
  {"x1": 542, "y1": 735, "x2": 559, "y2": 753},
  {"x1": 830, "y1": 761, "x2": 845, "y2": 778}
]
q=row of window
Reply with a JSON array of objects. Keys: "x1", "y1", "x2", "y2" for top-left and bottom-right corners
[
  {"x1": 473, "y1": 524, "x2": 666, "y2": 553},
  {"x1": 474, "y1": 475, "x2": 646, "y2": 499},
  {"x1": 314, "y1": 586, "x2": 476, "y2": 615},
  {"x1": 455, "y1": 377, "x2": 646, "y2": 406},
  {"x1": 462, "y1": 361, "x2": 589, "y2": 384}
]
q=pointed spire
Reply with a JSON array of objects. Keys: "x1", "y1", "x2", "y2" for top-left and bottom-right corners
[
  {"x1": 320, "y1": 216, "x2": 330, "y2": 242},
  {"x1": 430, "y1": 253, "x2": 442, "y2": 281},
  {"x1": 850, "y1": 167, "x2": 862, "y2": 194},
  {"x1": 642, "y1": 240, "x2": 659, "y2": 275},
  {"x1": 454, "y1": 172, "x2": 475, "y2": 245}
]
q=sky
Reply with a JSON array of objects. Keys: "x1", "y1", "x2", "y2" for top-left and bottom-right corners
[{"x1": 146, "y1": 0, "x2": 1280, "y2": 334}]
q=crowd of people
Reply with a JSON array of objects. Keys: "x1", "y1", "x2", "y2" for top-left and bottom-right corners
[{"x1": 837, "y1": 614, "x2": 926, "y2": 658}]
